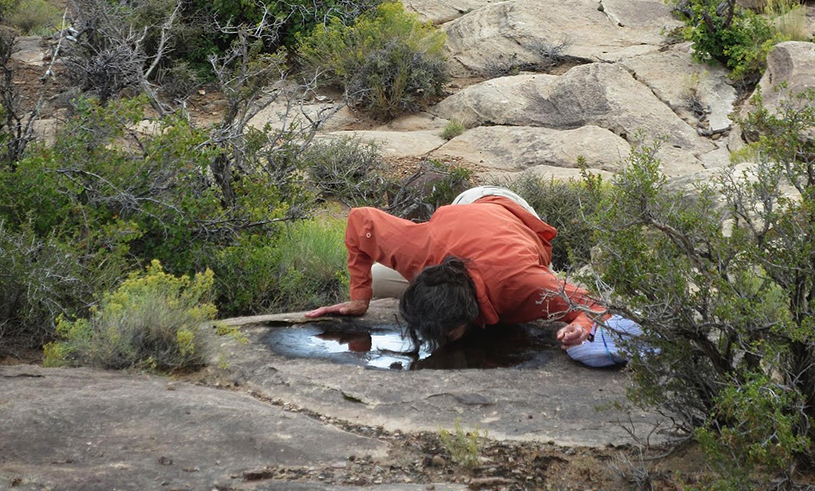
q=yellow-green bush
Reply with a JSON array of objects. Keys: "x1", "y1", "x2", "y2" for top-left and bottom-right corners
[
  {"x1": 298, "y1": 1, "x2": 447, "y2": 117},
  {"x1": 44, "y1": 260, "x2": 216, "y2": 371}
]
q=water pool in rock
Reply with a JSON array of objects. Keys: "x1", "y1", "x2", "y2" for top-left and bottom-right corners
[{"x1": 262, "y1": 321, "x2": 559, "y2": 370}]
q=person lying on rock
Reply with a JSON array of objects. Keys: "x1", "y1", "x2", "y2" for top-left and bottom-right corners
[{"x1": 305, "y1": 186, "x2": 641, "y2": 367}]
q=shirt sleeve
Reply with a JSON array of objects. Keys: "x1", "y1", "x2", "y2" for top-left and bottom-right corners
[
  {"x1": 344, "y1": 207, "x2": 426, "y2": 301},
  {"x1": 345, "y1": 209, "x2": 376, "y2": 300}
]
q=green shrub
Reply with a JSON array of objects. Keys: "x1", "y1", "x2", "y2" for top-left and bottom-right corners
[
  {"x1": 158, "y1": 61, "x2": 200, "y2": 100},
  {"x1": 208, "y1": 237, "x2": 281, "y2": 316},
  {"x1": 5, "y1": 0, "x2": 62, "y2": 35},
  {"x1": 298, "y1": 1, "x2": 448, "y2": 117},
  {"x1": 307, "y1": 136, "x2": 388, "y2": 207},
  {"x1": 0, "y1": 223, "x2": 126, "y2": 355},
  {"x1": 696, "y1": 374, "x2": 810, "y2": 489},
  {"x1": 208, "y1": 218, "x2": 350, "y2": 315},
  {"x1": 274, "y1": 218, "x2": 349, "y2": 311},
  {"x1": 441, "y1": 120, "x2": 465, "y2": 140},
  {"x1": 675, "y1": 0, "x2": 788, "y2": 79},
  {"x1": 500, "y1": 168, "x2": 605, "y2": 270},
  {"x1": 387, "y1": 159, "x2": 475, "y2": 221},
  {"x1": 587, "y1": 90, "x2": 815, "y2": 485},
  {"x1": 44, "y1": 260, "x2": 216, "y2": 371}
]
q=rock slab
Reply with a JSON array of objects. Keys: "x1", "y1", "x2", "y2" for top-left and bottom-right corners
[
  {"x1": 0, "y1": 366, "x2": 386, "y2": 491},
  {"x1": 433, "y1": 64, "x2": 714, "y2": 155}
]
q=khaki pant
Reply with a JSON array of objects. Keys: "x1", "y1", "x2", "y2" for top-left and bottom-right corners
[{"x1": 371, "y1": 186, "x2": 539, "y2": 298}]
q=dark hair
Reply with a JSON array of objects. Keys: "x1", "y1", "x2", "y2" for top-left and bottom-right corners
[{"x1": 399, "y1": 256, "x2": 479, "y2": 351}]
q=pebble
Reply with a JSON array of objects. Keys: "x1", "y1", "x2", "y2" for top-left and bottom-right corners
[{"x1": 426, "y1": 485, "x2": 436, "y2": 490}]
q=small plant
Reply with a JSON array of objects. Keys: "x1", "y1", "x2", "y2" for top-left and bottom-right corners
[
  {"x1": 696, "y1": 374, "x2": 810, "y2": 488},
  {"x1": 438, "y1": 419, "x2": 485, "y2": 469},
  {"x1": 681, "y1": 72, "x2": 707, "y2": 118},
  {"x1": 441, "y1": 119, "x2": 465, "y2": 140},
  {"x1": 298, "y1": 1, "x2": 448, "y2": 117},
  {"x1": 44, "y1": 260, "x2": 217, "y2": 371}
]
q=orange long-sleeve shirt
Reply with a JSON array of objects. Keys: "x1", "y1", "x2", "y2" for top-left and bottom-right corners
[{"x1": 345, "y1": 196, "x2": 607, "y2": 333}]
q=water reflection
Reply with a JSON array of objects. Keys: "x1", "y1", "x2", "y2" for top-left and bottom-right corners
[{"x1": 262, "y1": 321, "x2": 558, "y2": 370}]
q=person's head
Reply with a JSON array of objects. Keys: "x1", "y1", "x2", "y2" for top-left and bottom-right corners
[{"x1": 399, "y1": 256, "x2": 479, "y2": 351}]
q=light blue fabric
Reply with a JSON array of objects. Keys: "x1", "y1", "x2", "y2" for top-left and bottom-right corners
[{"x1": 566, "y1": 315, "x2": 643, "y2": 368}]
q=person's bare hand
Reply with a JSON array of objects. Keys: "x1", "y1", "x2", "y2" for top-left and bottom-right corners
[
  {"x1": 305, "y1": 299, "x2": 370, "y2": 318},
  {"x1": 556, "y1": 323, "x2": 590, "y2": 350}
]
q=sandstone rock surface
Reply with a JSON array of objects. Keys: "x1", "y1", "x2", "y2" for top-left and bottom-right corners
[
  {"x1": 403, "y1": 0, "x2": 505, "y2": 24},
  {"x1": 433, "y1": 64, "x2": 715, "y2": 155},
  {"x1": 0, "y1": 366, "x2": 387, "y2": 491},
  {"x1": 620, "y1": 43, "x2": 737, "y2": 133},
  {"x1": 750, "y1": 41, "x2": 815, "y2": 115},
  {"x1": 441, "y1": 0, "x2": 681, "y2": 77},
  {"x1": 431, "y1": 125, "x2": 631, "y2": 172},
  {"x1": 326, "y1": 130, "x2": 447, "y2": 158},
  {"x1": 214, "y1": 300, "x2": 666, "y2": 449}
]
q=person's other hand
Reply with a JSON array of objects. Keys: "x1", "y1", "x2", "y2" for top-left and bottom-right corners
[
  {"x1": 305, "y1": 299, "x2": 370, "y2": 318},
  {"x1": 556, "y1": 323, "x2": 590, "y2": 350}
]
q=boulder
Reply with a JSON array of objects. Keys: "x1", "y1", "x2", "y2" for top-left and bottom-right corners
[
  {"x1": 621, "y1": 43, "x2": 737, "y2": 133},
  {"x1": 402, "y1": 0, "x2": 505, "y2": 24},
  {"x1": 325, "y1": 130, "x2": 447, "y2": 158},
  {"x1": 599, "y1": 0, "x2": 680, "y2": 28},
  {"x1": 10, "y1": 36, "x2": 46, "y2": 66},
  {"x1": 749, "y1": 41, "x2": 815, "y2": 116},
  {"x1": 441, "y1": 0, "x2": 681, "y2": 77},
  {"x1": 430, "y1": 125, "x2": 631, "y2": 172},
  {"x1": 433, "y1": 63, "x2": 715, "y2": 154}
]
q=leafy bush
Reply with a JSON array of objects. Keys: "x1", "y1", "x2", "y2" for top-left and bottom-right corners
[
  {"x1": 441, "y1": 120, "x2": 465, "y2": 140},
  {"x1": 208, "y1": 237, "x2": 281, "y2": 316},
  {"x1": 306, "y1": 137, "x2": 473, "y2": 220},
  {"x1": 696, "y1": 374, "x2": 810, "y2": 489},
  {"x1": 501, "y1": 168, "x2": 605, "y2": 270},
  {"x1": 586, "y1": 89, "x2": 815, "y2": 484},
  {"x1": 0, "y1": 94, "x2": 319, "y2": 350},
  {"x1": 675, "y1": 0, "x2": 788, "y2": 79},
  {"x1": 44, "y1": 260, "x2": 216, "y2": 371},
  {"x1": 298, "y1": 1, "x2": 448, "y2": 117},
  {"x1": 4, "y1": 0, "x2": 61, "y2": 35}
]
